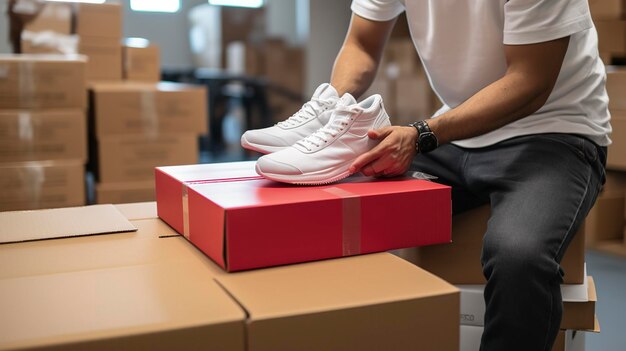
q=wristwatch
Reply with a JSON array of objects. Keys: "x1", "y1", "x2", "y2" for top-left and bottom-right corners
[{"x1": 409, "y1": 120, "x2": 438, "y2": 153}]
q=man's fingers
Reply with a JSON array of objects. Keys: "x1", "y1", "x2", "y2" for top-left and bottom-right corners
[
  {"x1": 349, "y1": 143, "x2": 387, "y2": 174},
  {"x1": 368, "y1": 126, "x2": 393, "y2": 140}
]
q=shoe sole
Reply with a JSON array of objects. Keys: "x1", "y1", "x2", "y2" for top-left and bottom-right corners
[
  {"x1": 241, "y1": 135, "x2": 288, "y2": 154},
  {"x1": 255, "y1": 162, "x2": 353, "y2": 185}
]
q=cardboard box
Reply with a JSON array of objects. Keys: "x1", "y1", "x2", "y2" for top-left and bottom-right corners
[
  {"x1": 584, "y1": 190, "x2": 625, "y2": 246},
  {"x1": 607, "y1": 112, "x2": 626, "y2": 170},
  {"x1": 562, "y1": 277, "x2": 598, "y2": 330},
  {"x1": 0, "y1": 109, "x2": 86, "y2": 163},
  {"x1": 220, "y1": 6, "x2": 265, "y2": 67},
  {"x1": 20, "y1": 32, "x2": 78, "y2": 55},
  {"x1": 264, "y1": 39, "x2": 304, "y2": 93},
  {"x1": 96, "y1": 181, "x2": 155, "y2": 204},
  {"x1": 458, "y1": 276, "x2": 596, "y2": 330},
  {"x1": 155, "y1": 161, "x2": 452, "y2": 272},
  {"x1": 0, "y1": 206, "x2": 461, "y2": 351},
  {"x1": 114, "y1": 201, "x2": 157, "y2": 220},
  {"x1": 0, "y1": 262, "x2": 246, "y2": 351},
  {"x1": 0, "y1": 204, "x2": 136, "y2": 244},
  {"x1": 600, "y1": 52, "x2": 613, "y2": 65},
  {"x1": 604, "y1": 170, "x2": 626, "y2": 193},
  {"x1": 123, "y1": 44, "x2": 161, "y2": 82},
  {"x1": 75, "y1": 2, "x2": 123, "y2": 39},
  {"x1": 214, "y1": 253, "x2": 459, "y2": 351},
  {"x1": 226, "y1": 41, "x2": 262, "y2": 76},
  {"x1": 23, "y1": 1, "x2": 72, "y2": 35},
  {"x1": 0, "y1": 54, "x2": 86, "y2": 109},
  {"x1": 460, "y1": 326, "x2": 586, "y2": 351},
  {"x1": 606, "y1": 68, "x2": 626, "y2": 110},
  {"x1": 589, "y1": 0, "x2": 626, "y2": 20},
  {"x1": 595, "y1": 21, "x2": 626, "y2": 54},
  {"x1": 396, "y1": 204, "x2": 586, "y2": 284},
  {"x1": 78, "y1": 36, "x2": 123, "y2": 81},
  {"x1": 394, "y1": 74, "x2": 434, "y2": 124},
  {"x1": 386, "y1": 39, "x2": 421, "y2": 75},
  {"x1": 90, "y1": 82, "x2": 208, "y2": 136},
  {"x1": 0, "y1": 160, "x2": 85, "y2": 212},
  {"x1": 97, "y1": 134, "x2": 198, "y2": 183}
]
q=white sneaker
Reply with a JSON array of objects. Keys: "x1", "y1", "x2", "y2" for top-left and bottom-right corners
[
  {"x1": 255, "y1": 93, "x2": 391, "y2": 185},
  {"x1": 241, "y1": 83, "x2": 340, "y2": 154}
]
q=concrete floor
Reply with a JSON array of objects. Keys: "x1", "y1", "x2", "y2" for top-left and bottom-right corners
[{"x1": 585, "y1": 250, "x2": 626, "y2": 351}]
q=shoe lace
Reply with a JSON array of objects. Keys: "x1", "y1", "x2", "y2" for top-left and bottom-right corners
[
  {"x1": 277, "y1": 98, "x2": 336, "y2": 128},
  {"x1": 296, "y1": 106, "x2": 360, "y2": 151}
]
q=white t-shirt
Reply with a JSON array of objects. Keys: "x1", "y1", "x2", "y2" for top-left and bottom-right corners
[{"x1": 352, "y1": 0, "x2": 612, "y2": 147}]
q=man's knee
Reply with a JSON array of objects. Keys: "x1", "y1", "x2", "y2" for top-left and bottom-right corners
[{"x1": 481, "y1": 233, "x2": 558, "y2": 282}]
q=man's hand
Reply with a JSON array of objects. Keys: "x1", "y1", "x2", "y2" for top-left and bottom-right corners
[{"x1": 349, "y1": 126, "x2": 418, "y2": 177}]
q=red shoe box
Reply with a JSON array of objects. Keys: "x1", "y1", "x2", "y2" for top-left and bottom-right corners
[{"x1": 155, "y1": 162, "x2": 451, "y2": 271}]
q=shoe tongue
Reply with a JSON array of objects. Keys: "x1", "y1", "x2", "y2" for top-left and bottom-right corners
[
  {"x1": 336, "y1": 93, "x2": 357, "y2": 108},
  {"x1": 312, "y1": 83, "x2": 339, "y2": 101}
]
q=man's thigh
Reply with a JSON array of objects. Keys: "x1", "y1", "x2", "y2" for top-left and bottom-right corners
[
  {"x1": 411, "y1": 144, "x2": 489, "y2": 214},
  {"x1": 465, "y1": 134, "x2": 606, "y2": 267}
]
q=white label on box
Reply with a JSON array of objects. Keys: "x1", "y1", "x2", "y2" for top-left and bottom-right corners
[
  {"x1": 458, "y1": 266, "x2": 588, "y2": 326},
  {"x1": 461, "y1": 326, "x2": 585, "y2": 351}
]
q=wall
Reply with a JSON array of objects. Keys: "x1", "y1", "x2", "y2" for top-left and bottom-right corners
[
  {"x1": 0, "y1": 0, "x2": 13, "y2": 53},
  {"x1": 305, "y1": 0, "x2": 352, "y2": 96},
  {"x1": 123, "y1": 0, "x2": 205, "y2": 70}
]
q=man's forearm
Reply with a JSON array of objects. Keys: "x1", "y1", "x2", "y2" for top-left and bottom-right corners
[
  {"x1": 330, "y1": 42, "x2": 379, "y2": 98},
  {"x1": 428, "y1": 70, "x2": 553, "y2": 145},
  {"x1": 428, "y1": 37, "x2": 570, "y2": 145},
  {"x1": 330, "y1": 14, "x2": 397, "y2": 98}
]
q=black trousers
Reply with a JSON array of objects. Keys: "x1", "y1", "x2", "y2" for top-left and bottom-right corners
[{"x1": 411, "y1": 133, "x2": 606, "y2": 351}]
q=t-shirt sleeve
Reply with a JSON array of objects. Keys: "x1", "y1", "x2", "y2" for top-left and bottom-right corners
[
  {"x1": 351, "y1": 0, "x2": 405, "y2": 22},
  {"x1": 503, "y1": 0, "x2": 593, "y2": 45}
]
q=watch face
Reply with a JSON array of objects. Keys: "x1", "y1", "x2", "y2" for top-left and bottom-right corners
[{"x1": 419, "y1": 133, "x2": 438, "y2": 153}]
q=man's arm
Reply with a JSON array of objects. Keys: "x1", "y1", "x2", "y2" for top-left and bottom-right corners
[
  {"x1": 350, "y1": 36, "x2": 571, "y2": 177},
  {"x1": 330, "y1": 14, "x2": 397, "y2": 98}
]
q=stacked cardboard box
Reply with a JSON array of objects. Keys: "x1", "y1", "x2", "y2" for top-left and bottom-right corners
[
  {"x1": 89, "y1": 82, "x2": 207, "y2": 204},
  {"x1": 262, "y1": 39, "x2": 306, "y2": 123},
  {"x1": 363, "y1": 38, "x2": 441, "y2": 125},
  {"x1": 589, "y1": 0, "x2": 626, "y2": 64},
  {"x1": 19, "y1": 1, "x2": 124, "y2": 82},
  {"x1": 75, "y1": 2, "x2": 123, "y2": 81},
  {"x1": 393, "y1": 204, "x2": 597, "y2": 349},
  {"x1": 0, "y1": 203, "x2": 460, "y2": 351},
  {"x1": 457, "y1": 277, "x2": 598, "y2": 351},
  {"x1": 587, "y1": 68, "x2": 626, "y2": 256},
  {"x1": 461, "y1": 327, "x2": 587, "y2": 351},
  {"x1": 122, "y1": 39, "x2": 161, "y2": 82},
  {"x1": 0, "y1": 54, "x2": 87, "y2": 211}
]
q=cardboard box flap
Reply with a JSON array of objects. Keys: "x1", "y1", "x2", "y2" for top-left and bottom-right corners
[
  {"x1": 592, "y1": 315, "x2": 601, "y2": 333},
  {"x1": 214, "y1": 253, "x2": 459, "y2": 321},
  {"x1": 0, "y1": 204, "x2": 136, "y2": 244},
  {"x1": 0, "y1": 220, "x2": 213, "y2": 280},
  {"x1": 0, "y1": 262, "x2": 245, "y2": 351},
  {"x1": 115, "y1": 202, "x2": 158, "y2": 220},
  {"x1": 587, "y1": 276, "x2": 597, "y2": 302}
]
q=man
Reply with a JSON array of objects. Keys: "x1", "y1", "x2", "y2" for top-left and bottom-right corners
[{"x1": 337, "y1": 1, "x2": 610, "y2": 350}]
